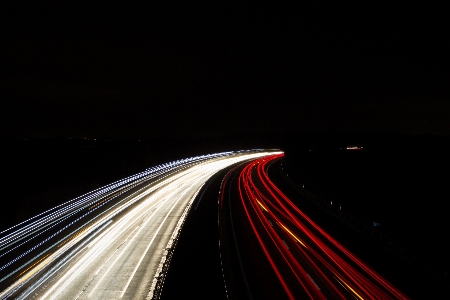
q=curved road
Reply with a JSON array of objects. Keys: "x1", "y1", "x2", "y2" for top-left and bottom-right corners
[
  {"x1": 0, "y1": 150, "x2": 277, "y2": 299},
  {"x1": 219, "y1": 153, "x2": 410, "y2": 299}
]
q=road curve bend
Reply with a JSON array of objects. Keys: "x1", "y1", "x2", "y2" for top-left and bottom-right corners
[
  {"x1": 0, "y1": 150, "x2": 278, "y2": 300},
  {"x1": 219, "y1": 153, "x2": 409, "y2": 300}
]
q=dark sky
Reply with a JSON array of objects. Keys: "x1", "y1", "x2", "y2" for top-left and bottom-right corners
[{"x1": 1, "y1": 1, "x2": 449, "y2": 138}]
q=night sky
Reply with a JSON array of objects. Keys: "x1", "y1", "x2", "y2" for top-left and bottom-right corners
[{"x1": 1, "y1": 1, "x2": 449, "y2": 139}]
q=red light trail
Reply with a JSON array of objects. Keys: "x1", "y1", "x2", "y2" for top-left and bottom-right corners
[{"x1": 234, "y1": 154, "x2": 409, "y2": 299}]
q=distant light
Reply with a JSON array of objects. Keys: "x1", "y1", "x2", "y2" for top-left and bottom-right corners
[{"x1": 346, "y1": 146, "x2": 362, "y2": 150}]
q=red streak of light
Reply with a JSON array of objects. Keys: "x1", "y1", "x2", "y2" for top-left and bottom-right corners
[{"x1": 236, "y1": 153, "x2": 409, "y2": 300}]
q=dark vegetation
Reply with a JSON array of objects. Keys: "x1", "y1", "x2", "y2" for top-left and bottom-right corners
[
  {"x1": 1, "y1": 137, "x2": 151, "y2": 230},
  {"x1": 283, "y1": 132, "x2": 450, "y2": 286}
]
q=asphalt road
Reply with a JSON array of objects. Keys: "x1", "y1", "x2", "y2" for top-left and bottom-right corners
[
  {"x1": 1, "y1": 151, "x2": 276, "y2": 299},
  {"x1": 220, "y1": 154, "x2": 411, "y2": 299},
  {"x1": 160, "y1": 167, "x2": 229, "y2": 300}
]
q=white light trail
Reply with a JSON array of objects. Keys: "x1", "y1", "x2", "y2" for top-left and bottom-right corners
[{"x1": 0, "y1": 150, "x2": 280, "y2": 299}]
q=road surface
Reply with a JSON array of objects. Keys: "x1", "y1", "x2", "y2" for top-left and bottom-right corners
[
  {"x1": 0, "y1": 150, "x2": 277, "y2": 299},
  {"x1": 219, "y1": 153, "x2": 410, "y2": 299}
]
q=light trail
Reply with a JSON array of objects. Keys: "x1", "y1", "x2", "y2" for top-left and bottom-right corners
[
  {"x1": 232, "y1": 153, "x2": 410, "y2": 299},
  {"x1": 0, "y1": 150, "x2": 276, "y2": 299}
]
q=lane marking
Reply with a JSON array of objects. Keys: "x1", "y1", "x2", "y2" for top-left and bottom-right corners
[
  {"x1": 120, "y1": 179, "x2": 201, "y2": 298},
  {"x1": 307, "y1": 273, "x2": 321, "y2": 290}
]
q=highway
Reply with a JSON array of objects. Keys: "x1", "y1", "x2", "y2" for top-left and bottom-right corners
[
  {"x1": 0, "y1": 150, "x2": 276, "y2": 299},
  {"x1": 220, "y1": 153, "x2": 410, "y2": 299}
]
